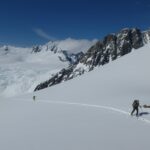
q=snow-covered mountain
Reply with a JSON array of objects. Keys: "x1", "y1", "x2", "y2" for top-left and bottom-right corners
[
  {"x1": 35, "y1": 28, "x2": 150, "y2": 91},
  {"x1": 0, "y1": 28, "x2": 150, "y2": 98},
  {"x1": 0, "y1": 39, "x2": 96, "y2": 97},
  {"x1": 0, "y1": 41, "x2": 150, "y2": 150}
]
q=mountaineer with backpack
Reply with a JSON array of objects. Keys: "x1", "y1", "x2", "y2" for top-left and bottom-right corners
[{"x1": 131, "y1": 100, "x2": 141, "y2": 116}]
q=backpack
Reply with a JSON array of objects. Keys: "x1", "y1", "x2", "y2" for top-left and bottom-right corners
[{"x1": 132, "y1": 100, "x2": 139, "y2": 108}]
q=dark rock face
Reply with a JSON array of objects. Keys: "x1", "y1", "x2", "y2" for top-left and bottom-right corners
[
  {"x1": 116, "y1": 28, "x2": 143, "y2": 56},
  {"x1": 80, "y1": 41, "x2": 104, "y2": 67},
  {"x1": 32, "y1": 46, "x2": 42, "y2": 53},
  {"x1": 61, "y1": 51, "x2": 84, "y2": 65},
  {"x1": 103, "y1": 34, "x2": 117, "y2": 61},
  {"x1": 131, "y1": 28, "x2": 143, "y2": 49},
  {"x1": 34, "y1": 66, "x2": 74, "y2": 91},
  {"x1": 116, "y1": 28, "x2": 132, "y2": 56},
  {"x1": 34, "y1": 28, "x2": 149, "y2": 91},
  {"x1": 142, "y1": 30, "x2": 150, "y2": 44}
]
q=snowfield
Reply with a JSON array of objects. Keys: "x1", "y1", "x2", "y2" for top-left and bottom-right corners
[{"x1": 0, "y1": 44, "x2": 150, "y2": 150}]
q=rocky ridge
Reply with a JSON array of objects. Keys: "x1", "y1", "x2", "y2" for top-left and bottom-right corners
[
  {"x1": 31, "y1": 41, "x2": 84, "y2": 65},
  {"x1": 34, "y1": 28, "x2": 150, "y2": 91}
]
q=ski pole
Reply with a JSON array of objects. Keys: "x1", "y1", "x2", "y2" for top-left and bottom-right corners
[{"x1": 140, "y1": 106, "x2": 143, "y2": 112}]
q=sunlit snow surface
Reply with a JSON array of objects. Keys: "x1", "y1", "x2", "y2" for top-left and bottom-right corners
[{"x1": 0, "y1": 44, "x2": 150, "y2": 150}]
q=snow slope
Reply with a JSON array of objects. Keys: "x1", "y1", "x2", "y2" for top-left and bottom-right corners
[{"x1": 0, "y1": 44, "x2": 150, "y2": 150}]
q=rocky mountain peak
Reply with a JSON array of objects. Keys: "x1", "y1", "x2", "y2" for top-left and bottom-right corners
[{"x1": 34, "y1": 27, "x2": 150, "y2": 91}]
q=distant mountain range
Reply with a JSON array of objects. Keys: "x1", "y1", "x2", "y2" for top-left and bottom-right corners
[{"x1": 0, "y1": 39, "x2": 95, "y2": 97}]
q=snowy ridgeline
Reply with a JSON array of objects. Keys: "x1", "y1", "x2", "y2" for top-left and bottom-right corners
[
  {"x1": 34, "y1": 28, "x2": 150, "y2": 91},
  {"x1": 0, "y1": 39, "x2": 96, "y2": 97},
  {"x1": 0, "y1": 42, "x2": 150, "y2": 150}
]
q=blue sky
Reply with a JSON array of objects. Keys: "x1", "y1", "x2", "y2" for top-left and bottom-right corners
[{"x1": 0, "y1": 0, "x2": 150, "y2": 46}]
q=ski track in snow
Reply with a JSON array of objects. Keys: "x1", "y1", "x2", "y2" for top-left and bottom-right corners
[{"x1": 12, "y1": 98, "x2": 150, "y2": 125}]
